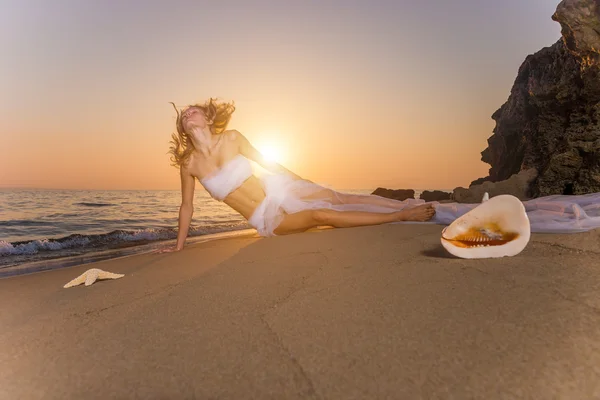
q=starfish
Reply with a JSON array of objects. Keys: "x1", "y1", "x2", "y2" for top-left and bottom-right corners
[{"x1": 63, "y1": 268, "x2": 125, "y2": 288}]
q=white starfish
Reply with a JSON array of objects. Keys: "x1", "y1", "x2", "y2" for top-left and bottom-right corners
[{"x1": 63, "y1": 268, "x2": 125, "y2": 288}]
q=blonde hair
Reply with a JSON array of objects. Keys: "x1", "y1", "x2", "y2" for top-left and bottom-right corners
[{"x1": 167, "y1": 98, "x2": 236, "y2": 168}]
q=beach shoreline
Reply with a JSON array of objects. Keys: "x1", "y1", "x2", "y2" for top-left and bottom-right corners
[{"x1": 0, "y1": 228, "x2": 258, "y2": 279}]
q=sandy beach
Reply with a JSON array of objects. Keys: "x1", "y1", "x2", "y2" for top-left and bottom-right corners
[{"x1": 1, "y1": 224, "x2": 599, "y2": 399}]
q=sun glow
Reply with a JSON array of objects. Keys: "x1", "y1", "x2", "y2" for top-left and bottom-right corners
[{"x1": 258, "y1": 143, "x2": 286, "y2": 164}]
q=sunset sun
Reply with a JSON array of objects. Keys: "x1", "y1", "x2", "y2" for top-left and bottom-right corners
[{"x1": 258, "y1": 143, "x2": 285, "y2": 164}]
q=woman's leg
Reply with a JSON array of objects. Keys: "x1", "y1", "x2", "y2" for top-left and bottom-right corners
[
  {"x1": 273, "y1": 203, "x2": 436, "y2": 235},
  {"x1": 335, "y1": 191, "x2": 418, "y2": 209},
  {"x1": 299, "y1": 187, "x2": 419, "y2": 210}
]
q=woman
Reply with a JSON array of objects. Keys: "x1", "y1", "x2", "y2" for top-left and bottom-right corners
[{"x1": 158, "y1": 98, "x2": 437, "y2": 252}]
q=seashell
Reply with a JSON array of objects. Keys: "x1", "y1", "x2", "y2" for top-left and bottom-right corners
[
  {"x1": 440, "y1": 194, "x2": 531, "y2": 259},
  {"x1": 482, "y1": 192, "x2": 489, "y2": 202}
]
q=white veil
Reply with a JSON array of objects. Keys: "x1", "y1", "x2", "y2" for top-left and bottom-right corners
[
  {"x1": 258, "y1": 172, "x2": 600, "y2": 235},
  {"x1": 433, "y1": 192, "x2": 600, "y2": 233}
]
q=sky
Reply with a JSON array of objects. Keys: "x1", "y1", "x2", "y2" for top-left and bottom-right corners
[{"x1": 0, "y1": 0, "x2": 563, "y2": 191}]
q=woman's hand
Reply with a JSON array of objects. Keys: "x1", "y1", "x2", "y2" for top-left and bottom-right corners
[{"x1": 155, "y1": 245, "x2": 182, "y2": 254}]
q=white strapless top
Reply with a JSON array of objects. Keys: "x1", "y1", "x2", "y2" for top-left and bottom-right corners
[{"x1": 200, "y1": 154, "x2": 253, "y2": 201}]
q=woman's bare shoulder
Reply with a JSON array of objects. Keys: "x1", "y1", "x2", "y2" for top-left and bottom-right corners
[
  {"x1": 179, "y1": 160, "x2": 193, "y2": 176},
  {"x1": 223, "y1": 129, "x2": 242, "y2": 140},
  {"x1": 180, "y1": 153, "x2": 201, "y2": 177}
]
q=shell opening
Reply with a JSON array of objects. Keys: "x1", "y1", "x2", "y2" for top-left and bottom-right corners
[{"x1": 441, "y1": 223, "x2": 520, "y2": 249}]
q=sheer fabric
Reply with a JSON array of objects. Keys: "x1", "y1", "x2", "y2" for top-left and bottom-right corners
[
  {"x1": 249, "y1": 173, "x2": 600, "y2": 237},
  {"x1": 197, "y1": 155, "x2": 600, "y2": 237}
]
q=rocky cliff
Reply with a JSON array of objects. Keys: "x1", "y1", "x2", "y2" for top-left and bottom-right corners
[
  {"x1": 371, "y1": 188, "x2": 415, "y2": 201},
  {"x1": 473, "y1": 0, "x2": 600, "y2": 197}
]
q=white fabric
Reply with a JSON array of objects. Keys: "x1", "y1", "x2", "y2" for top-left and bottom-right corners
[
  {"x1": 434, "y1": 193, "x2": 600, "y2": 234},
  {"x1": 247, "y1": 173, "x2": 426, "y2": 236},
  {"x1": 202, "y1": 155, "x2": 600, "y2": 237},
  {"x1": 200, "y1": 155, "x2": 253, "y2": 201},
  {"x1": 250, "y1": 173, "x2": 600, "y2": 237}
]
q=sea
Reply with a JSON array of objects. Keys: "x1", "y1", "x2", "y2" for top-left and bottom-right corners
[{"x1": 1, "y1": 188, "x2": 434, "y2": 278}]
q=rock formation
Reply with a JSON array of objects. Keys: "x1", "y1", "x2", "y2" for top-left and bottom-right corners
[
  {"x1": 420, "y1": 190, "x2": 452, "y2": 202},
  {"x1": 472, "y1": 0, "x2": 600, "y2": 197},
  {"x1": 454, "y1": 168, "x2": 538, "y2": 203},
  {"x1": 371, "y1": 188, "x2": 415, "y2": 201}
]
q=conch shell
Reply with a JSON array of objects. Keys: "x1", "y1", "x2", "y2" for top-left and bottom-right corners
[{"x1": 440, "y1": 194, "x2": 531, "y2": 259}]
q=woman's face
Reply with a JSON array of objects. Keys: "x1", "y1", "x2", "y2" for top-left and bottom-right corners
[{"x1": 181, "y1": 106, "x2": 208, "y2": 132}]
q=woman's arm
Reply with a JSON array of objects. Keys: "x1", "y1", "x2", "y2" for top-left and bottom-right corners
[
  {"x1": 175, "y1": 166, "x2": 195, "y2": 249},
  {"x1": 236, "y1": 130, "x2": 305, "y2": 180},
  {"x1": 158, "y1": 165, "x2": 195, "y2": 253}
]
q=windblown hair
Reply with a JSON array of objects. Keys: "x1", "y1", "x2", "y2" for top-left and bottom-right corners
[{"x1": 167, "y1": 98, "x2": 236, "y2": 168}]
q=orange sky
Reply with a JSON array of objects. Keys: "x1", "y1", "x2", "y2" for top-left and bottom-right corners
[{"x1": 0, "y1": 1, "x2": 562, "y2": 191}]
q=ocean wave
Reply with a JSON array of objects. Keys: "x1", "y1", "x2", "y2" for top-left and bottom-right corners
[
  {"x1": 0, "y1": 236, "x2": 91, "y2": 256},
  {"x1": 0, "y1": 223, "x2": 248, "y2": 256}
]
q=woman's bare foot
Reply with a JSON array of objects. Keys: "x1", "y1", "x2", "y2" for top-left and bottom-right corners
[{"x1": 395, "y1": 204, "x2": 436, "y2": 221}]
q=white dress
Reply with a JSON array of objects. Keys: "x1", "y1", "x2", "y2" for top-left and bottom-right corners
[{"x1": 200, "y1": 154, "x2": 600, "y2": 237}]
